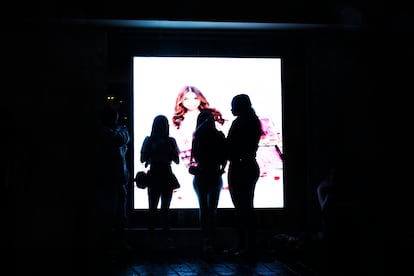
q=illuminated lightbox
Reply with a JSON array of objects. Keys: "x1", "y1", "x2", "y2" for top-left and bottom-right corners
[{"x1": 133, "y1": 56, "x2": 284, "y2": 209}]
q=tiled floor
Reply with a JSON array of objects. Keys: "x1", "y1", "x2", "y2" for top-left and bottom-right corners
[
  {"x1": 96, "y1": 251, "x2": 300, "y2": 276},
  {"x1": 88, "y1": 228, "x2": 320, "y2": 276}
]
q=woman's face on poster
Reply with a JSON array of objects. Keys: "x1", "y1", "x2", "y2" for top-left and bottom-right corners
[{"x1": 182, "y1": 91, "x2": 201, "y2": 111}]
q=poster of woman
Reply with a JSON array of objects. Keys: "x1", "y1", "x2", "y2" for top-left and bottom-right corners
[{"x1": 133, "y1": 56, "x2": 284, "y2": 209}]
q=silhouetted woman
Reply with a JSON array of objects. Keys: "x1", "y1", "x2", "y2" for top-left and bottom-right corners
[
  {"x1": 191, "y1": 110, "x2": 227, "y2": 254},
  {"x1": 140, "y1": 115, "x2": 180, "y2": 236},
  {"x1": 226, "y1": 94, "x2": 263, "y2": 257}
]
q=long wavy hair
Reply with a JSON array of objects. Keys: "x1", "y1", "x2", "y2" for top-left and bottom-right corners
[{"x1": 172, "y1": 85, "x2": 225, "y2": 129}]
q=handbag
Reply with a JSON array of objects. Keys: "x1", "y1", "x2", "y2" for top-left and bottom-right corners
[
  {"x1": 134, "y1": 170, "x2": 150, "y2": 189},
  {"x1": 188, "y1": 151, "x2": 199, "y2": 175},
  {"x1": 170, "y1": 171, "x2": 180, "y2": 189},
  {"x1": 188, "y1": 164, "x2": 199, "y2": 175}
]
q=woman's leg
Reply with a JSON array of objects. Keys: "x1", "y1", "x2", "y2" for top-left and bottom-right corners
[
  {"x1": 160, "y1": 188, "x2": 173, "y2": 232},
  {"x1": 148, "y1": 187, "x2": 161, "y2": 230},
  {"x1": 206, "y1": 177, "x2": 223, "y2": 239},
  {"x1": 193, "y1": 176, "x2": 209, "y2": 234},
  {"x1": 228, "y1": 161, "x2": 259, "y2": 253}
]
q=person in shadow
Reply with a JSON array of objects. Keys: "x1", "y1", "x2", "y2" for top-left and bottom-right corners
[
  {"x1": 140, "y1": 115, "x2": 180, "y2": 244},
  {"x1": 190, "y1": 109, "x2": 227, "y2": 254},
  {"x1": 226, "y1": 94, "x2": 263, "y2": 258},
  {"x1": 96, "y1": 105, "x2": 131, "y2": 257}
]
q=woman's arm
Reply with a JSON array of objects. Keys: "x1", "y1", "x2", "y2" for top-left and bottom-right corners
[
  {"x1": 140, "y1": 136, "x2": 151, "y2": 166},
  {"x1": 170, "y1": 137, "x2": 180, "y2": 164}
]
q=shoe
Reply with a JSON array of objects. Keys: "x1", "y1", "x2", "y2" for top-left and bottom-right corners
[
  {"x1": 233, "y1": 249, "x2": 246, "y2": 256},
  {"x1": 223, "y1": 248, "x2": 239, "y2": 255},
  {"x1": 234, "y1": 249, "x2": 256, "y2": 261}
]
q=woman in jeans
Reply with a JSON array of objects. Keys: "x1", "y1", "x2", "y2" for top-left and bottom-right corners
[
  {"x1": 226, "y1": 94, "x2": 263, "y2": 257},
  {"x1": 191, "y1": 110, "x2": 227, "y2": 254}
]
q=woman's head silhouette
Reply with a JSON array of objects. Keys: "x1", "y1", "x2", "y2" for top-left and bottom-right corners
[{"x1": 231, "y1": 94, "x2": 252, "y2": 116}]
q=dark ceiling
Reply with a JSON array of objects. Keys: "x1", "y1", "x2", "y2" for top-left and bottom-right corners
[{"x1": 8, "y1": 0, "x2": 413, "y2": 30}]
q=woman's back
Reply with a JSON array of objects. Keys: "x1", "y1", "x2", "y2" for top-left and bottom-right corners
[
  {"x1": 193, "y1": 130, "x2": 226, "y2": 167},
  {"x1": 141, "y1": 115, "x2": 180, "y2": 167},
  {"x1": 141, "y1": 136, "x2": 179, "y2": 166},
  {"x1": 192, "y1": 110, "x2": 227, "y2": 170}
]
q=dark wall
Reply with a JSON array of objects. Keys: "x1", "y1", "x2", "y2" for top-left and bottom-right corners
[{"x1": 4, "y1": 24, "x2": 108, "y2": 273}]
